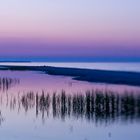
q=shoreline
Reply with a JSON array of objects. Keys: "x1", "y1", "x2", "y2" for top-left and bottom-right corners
[{"x1": 0, "y1": 65, "x2": 140, "y2": 86}]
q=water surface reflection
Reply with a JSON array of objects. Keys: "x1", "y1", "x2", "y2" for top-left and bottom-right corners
[
  {"x1": 0, "y1": 77, "x2": 19, "y2": 92},
  {"x1": 1, "y1": 90, "x2": 140, "y2": 126},
  {"x1": 0, "y1": 71, "x2": 140, "y2": 140}
]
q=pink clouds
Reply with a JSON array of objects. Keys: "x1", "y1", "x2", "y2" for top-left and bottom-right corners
[{"x1": 0, "y1": 0, "x2": 140, "y2": 58}]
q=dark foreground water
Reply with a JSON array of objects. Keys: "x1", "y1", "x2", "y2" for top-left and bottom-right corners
[{"x1": 0, "y1": 70, "x2": 140, "y2": 140}]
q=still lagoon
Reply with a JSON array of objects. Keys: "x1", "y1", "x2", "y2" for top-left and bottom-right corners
[{"x1": 0, "y1": 63, "x2": 140, "y2": 140}]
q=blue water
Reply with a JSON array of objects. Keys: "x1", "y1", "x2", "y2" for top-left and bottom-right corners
[
  {"x1": 0, "y1": 62, "x2": 140, "y2": 72},
  {"x1": 0, "y1": 69, "x2": 140, "y2": 140}
]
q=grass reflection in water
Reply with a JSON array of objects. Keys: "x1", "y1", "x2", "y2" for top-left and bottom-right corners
[{"x1": 0, "y1": 89, "x2": 139, "y2": 126}]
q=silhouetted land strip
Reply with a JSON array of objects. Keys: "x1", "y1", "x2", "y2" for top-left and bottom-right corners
[{"x1": 0, "y1": 65, "x2": 140, "y2": 86}]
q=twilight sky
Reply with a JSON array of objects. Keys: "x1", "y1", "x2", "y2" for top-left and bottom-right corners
[{"x1": 0, "y1": 0, "x2": 140, "y2": 60}]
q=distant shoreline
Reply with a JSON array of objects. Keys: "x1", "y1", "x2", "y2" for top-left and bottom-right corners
[
  {"x1": 0, "y1": 61, "x2": 140, "y2": 63},
  {"x1": 0, "y1": 65, "x2": 140, "y2": 86},
  {"x1": 0, "y1": 61, "x2": 31, "y2": 63}
]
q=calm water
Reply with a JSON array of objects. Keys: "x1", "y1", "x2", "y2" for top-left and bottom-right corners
[
  {"x1": 0, "y1": 62, "x2": 140, "y2": 72},
  {"x1": 0, "y1": 70, "x2": 140, "y2": 140}
]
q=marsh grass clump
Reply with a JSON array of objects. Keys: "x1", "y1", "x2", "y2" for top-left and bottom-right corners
[{"x1": 1, "y1": 89, "x2": 140, "y2": 125}]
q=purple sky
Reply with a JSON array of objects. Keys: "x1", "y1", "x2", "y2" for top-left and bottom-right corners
[{"x1": 0, "y1": 0, "x2": 140, "y2": 59}]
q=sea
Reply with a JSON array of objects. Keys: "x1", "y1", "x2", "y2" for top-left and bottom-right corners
[{"x1": 0, "y1": 62, "x2": 140, "y2": 72}]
